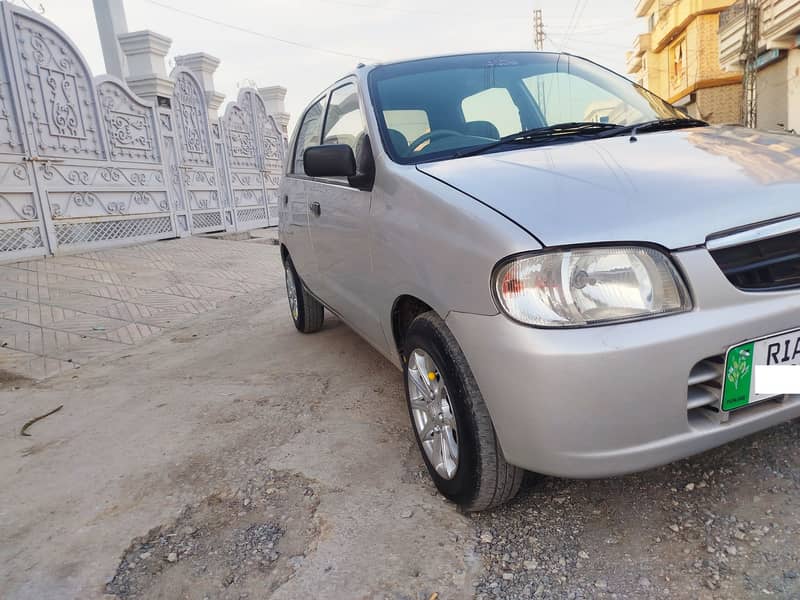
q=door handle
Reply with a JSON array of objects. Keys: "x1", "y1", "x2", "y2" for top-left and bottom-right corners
[{"x1": 310, "y1": 201, "x2": 321, "y2": 217}]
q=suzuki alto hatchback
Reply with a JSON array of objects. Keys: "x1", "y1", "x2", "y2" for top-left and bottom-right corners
[{"x1": 278, "y1": 52, "x2": 800, "y2": 511}]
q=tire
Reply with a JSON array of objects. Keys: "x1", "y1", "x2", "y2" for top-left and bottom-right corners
[
  {"x1": 403, "y1": 311, "x2": 523, "y2": 512},
  {"x1": 283, "y1": 255, "x2": 324, "y2": 334}
]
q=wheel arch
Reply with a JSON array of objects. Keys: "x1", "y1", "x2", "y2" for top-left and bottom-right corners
[{"x1": 390, "y1": 294, "x2": 438, "y2": 362}]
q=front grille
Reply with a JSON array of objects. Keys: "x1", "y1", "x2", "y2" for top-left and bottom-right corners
[{"x1": 710, "y1": 229, "x2": 800, "y2": 291}]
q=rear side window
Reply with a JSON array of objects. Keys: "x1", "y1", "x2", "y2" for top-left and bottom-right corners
[
  {"x1": 322, "y1": 84, "x2": 365, "y2": 155},
  {"x1": 293, "y1": 98, "x2": 325, "y2": 175}
]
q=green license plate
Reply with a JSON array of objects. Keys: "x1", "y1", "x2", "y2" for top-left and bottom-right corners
[{"x1": 722, "y1": 328, "x2": 800, "y2": 412}]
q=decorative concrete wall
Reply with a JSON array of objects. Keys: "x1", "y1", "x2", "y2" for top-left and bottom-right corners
[{"x1": 0, "y1": 2, "x2": 287, "y2": 263}]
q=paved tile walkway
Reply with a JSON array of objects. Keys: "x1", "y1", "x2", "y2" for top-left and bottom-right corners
[{"x1": 0, "y1": 234, "x2": 282, "y2": 382}]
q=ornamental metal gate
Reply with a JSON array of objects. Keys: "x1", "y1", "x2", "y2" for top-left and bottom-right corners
[
  {"x1": 0, "y1": 4, "x2": 48, "y2": 260},
  {"x1": 221, "y1": 88, "x2": 284, "y2": 229},
  {"x1": 169, "y1": 68, "x2": 225, "y2": 235},
  {"x1": 0, "y1": 2, "x2": 287, "y2": 263},
  {"x1": 0, "y1": 3, "x2": 176, "y2": 259}
]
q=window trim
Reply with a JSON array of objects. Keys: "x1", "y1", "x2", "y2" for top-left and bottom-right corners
[
  {"x1": 290, "y1": 94, "x2": 329, "y2": 176},
  {"x1": 320, "y1": 80, "x2": 362, "y2": 148}
]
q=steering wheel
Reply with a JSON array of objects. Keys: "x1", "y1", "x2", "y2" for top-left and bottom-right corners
[{"x1": 407, "y1": 129, "x2": 465, "y2": 154}]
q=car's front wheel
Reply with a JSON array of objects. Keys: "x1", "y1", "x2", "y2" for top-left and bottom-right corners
[
  {"x1": 403, "y1": 312, "x2": 523, "y2": 511},
  {"x1": 283, "y1": 255, "x2": 324, "y2": 333}
]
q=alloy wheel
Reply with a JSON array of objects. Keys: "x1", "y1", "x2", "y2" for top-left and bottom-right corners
[
  {"x1": 407, "y1": 348, "x2": 459, "y2": 479},
  {"x1": 284, "y1": 262, "x2": 299, "y2": 321}
]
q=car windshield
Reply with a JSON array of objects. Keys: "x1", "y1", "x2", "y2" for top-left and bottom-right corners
[{"x1": 368, "y1": 52, "x2": 687, "y2": 164}]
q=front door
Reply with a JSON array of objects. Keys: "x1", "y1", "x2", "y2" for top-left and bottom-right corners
[
  {"x1": 281, "y1": 96, "x2": 326, "y2": 293},
  {"x1": 306, "y1": 82, "x2": 383, "y2": 348}
]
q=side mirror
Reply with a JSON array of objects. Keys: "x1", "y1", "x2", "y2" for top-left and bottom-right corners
[{"x1": 303, "y1": 144, "x2": 356, "y2": 178}]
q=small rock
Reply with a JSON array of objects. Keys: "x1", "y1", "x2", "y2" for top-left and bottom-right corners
[
  {"x1": 399, "y1": 510, "x2": 414, "y2": 519},
  {"x1": 139, "y1": 552, "x2": 151, "y2": 560},
  {"x1": 523, "y1": 559, "x2": 538, "y2": 570},
  {"x1": 639, "y1": 577, "x2": 651, "y2": 588},
  {"x1": 668, "y1": 524, "x2": 680, "y2": 533},
  {"x1": 685, "y1": 483, "x2": 695, "y2": 491},
  {"x1": 595, "y1": 579, "x2": 608, "y2": 590},
  {"x1": 725, "y1": 546, "x2": 737, "y2": 556},
  {"x1": 502, "y1": 572, "x2": 514, "y2": 581},
  {"x1": 578, "y1": 551, "x2": 589, "y2": 560},
  {"x1": 734, "y1": 530, "x2": 746, "y2": 540},
  {"x1": 166, "y1": 552, "x2": 178, "y2": 563},
  {"x1": 243, "y1": 498, "x2": 251, "y2": 507},
  {"x1": 480, "y1": 532, "x2": 494, "y2": 544}
]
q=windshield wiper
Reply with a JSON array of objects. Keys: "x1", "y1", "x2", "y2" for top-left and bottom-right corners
[
  {"x1": 455, "y1": 121, "x2": 626, "y2": 158},
  {"x1": 597, "y1": 117, "x2": 708, "y2": 141}
]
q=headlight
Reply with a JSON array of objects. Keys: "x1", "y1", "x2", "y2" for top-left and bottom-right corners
[{"x1": 493, "y1": 246, "x2": 692, "y2": 327}]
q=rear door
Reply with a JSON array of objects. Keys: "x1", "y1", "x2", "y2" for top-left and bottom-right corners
[{"x1": 306, "y1": 81, "x2": 384, "y2": 348}]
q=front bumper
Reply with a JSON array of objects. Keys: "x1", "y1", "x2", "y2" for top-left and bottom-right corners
[{"x1": 446, "y1": 248, "x2": 800, "y2": 477}]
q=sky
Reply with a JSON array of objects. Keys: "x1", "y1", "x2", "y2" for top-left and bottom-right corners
[{"x1": 11, "y1": 0, "x2": 643, "y2": 130}]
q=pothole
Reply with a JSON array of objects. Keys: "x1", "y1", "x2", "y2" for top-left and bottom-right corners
[{"x1": 107, "y1": 470, "x2": 320, "y2": 599}]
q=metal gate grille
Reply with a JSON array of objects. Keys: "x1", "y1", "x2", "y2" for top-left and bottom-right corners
[
  {"x1": 0, "y1": 3, "x2": 176, "y2": 258},
  {"x1": 0, "y1": 3, "x2": 286, "y2": 263},
  {"x1": 222, "y1": 88, "x2": 284, "y2": 230}
]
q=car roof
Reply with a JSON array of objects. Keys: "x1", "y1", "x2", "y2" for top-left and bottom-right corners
[{"x1": 358, "y1": 50, "x2": 566, "y2": 71}]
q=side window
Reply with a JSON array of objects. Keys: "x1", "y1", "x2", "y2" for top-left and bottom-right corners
[
  {"x1": 461, "y1": 88, "x2": 522, "y2": 137},
  {"x1": 293, "y1": 98, "x2": 325, "y2": 175},
  {"x1": 322, "y1": 84, "x2": 365, "y2": 156}
]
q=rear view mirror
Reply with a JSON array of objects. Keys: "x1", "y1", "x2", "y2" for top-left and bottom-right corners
[{"x1": 304, "y1": 144, "x2": 356, "y2": 178}]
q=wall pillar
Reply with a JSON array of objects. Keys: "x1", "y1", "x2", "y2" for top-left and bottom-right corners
[
  {"x1": 118, "y1": 30, "x2": 174, "y2": 104},
  {"x1": 258, "y1": 86, "x2": 290, "y2": 134},
  {"x1": 174, "y1": 53, "x2": 225, "y2": 119},
  {"x1": 92, "y1": 0, "x2": 128, "y2": 79}
]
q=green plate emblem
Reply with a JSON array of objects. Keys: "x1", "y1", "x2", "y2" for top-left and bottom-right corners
[{"x1": 722, "y1": 342, "x2": 754, "y2": 412}]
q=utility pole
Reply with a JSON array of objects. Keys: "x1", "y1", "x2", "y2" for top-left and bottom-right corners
[
  {"x1": 741, "y1": 0, "x2": 760, "y2": 128},
  {"x1": 533, "y1": 8, "x2": 545, "y2": 51}
]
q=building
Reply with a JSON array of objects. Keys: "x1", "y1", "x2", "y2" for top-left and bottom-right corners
[
  {"x1": 719, "y1": 0, "x2": 800, "y2": 132},
  {"x1": 627, "y1": 0, "x2": 742, "y2": 123}
]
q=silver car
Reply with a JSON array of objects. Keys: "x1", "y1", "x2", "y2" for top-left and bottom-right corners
[{"x1": 278, "y1": 52, "x2": 800, "y2": 511}]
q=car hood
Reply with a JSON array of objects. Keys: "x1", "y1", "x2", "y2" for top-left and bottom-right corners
[{"x1": 417, "y1": 125, "x2": 800, "y2": 249}]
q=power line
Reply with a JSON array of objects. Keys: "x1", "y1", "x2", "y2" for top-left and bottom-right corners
[
  {"x1": 562, "y1": 0, "x2": 590, "y2": 47},
  {"x1": 141, "y1": 0, "x2": 381, "y2": 61}
]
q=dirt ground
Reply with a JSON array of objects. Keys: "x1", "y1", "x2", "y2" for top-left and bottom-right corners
[{"x1": 1, "y1": 240, "x2": 799, "y2": 600}]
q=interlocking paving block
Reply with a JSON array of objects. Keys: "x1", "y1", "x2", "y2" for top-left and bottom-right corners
[
  {"x1": 0, "y1": 299, "x2": 41, "y2": 325},
  {"x1": 0, "y1": 266, "x2": 38, "y2": 284},
  {"x1": 36, "y1": 292, "x2": 122, "y2": 312},
  {"x1": 0, "y1": 236, "x2": 281, "y2": 380},
  {"x1": 0, "y1": 347, "x2": 76, "y2": 381},
  {"x1": 0, "y1": 319, "x2": 46, "y2": 355},
  {"x1": 95, "y1": 301, "x2": 194, "y2": 328},
  {"x1": 0, "y1": 279, "x2": 39, "y2": 302}
]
